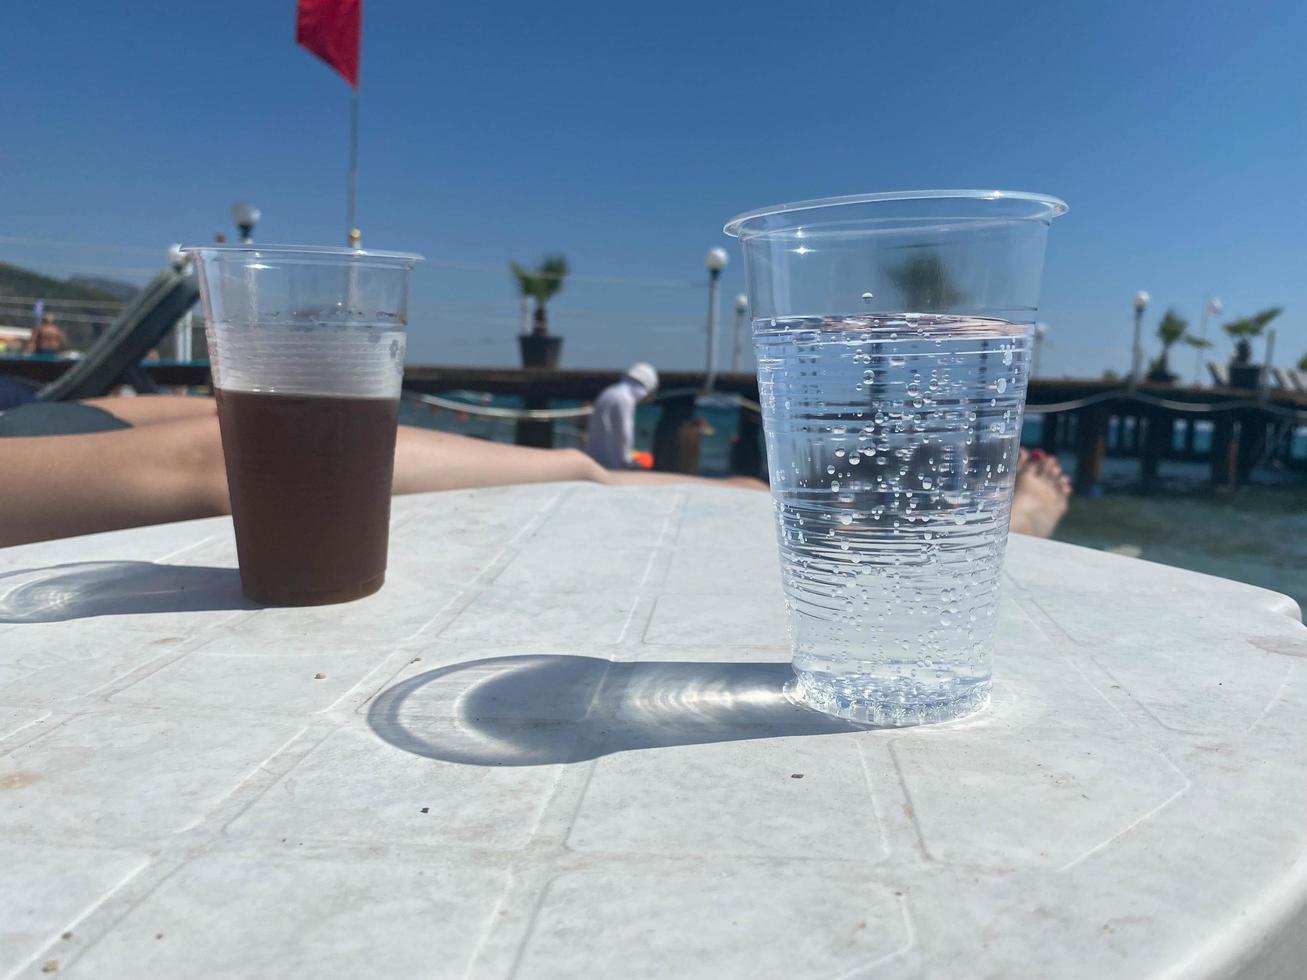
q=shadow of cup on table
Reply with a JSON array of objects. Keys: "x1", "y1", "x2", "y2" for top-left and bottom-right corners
[
  {"x1": 368, "y1": 654, "x2": 866, "y2": 766},
  {"x1": 0, "y1": 561, "x2": 257, "y2": 624}
]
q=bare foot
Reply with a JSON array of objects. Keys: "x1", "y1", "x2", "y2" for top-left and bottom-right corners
[{"x1": 1010, "y1": 449, "x2": 1071, "y2": 537}]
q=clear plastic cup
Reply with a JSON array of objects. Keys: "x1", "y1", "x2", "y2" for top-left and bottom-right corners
[
  {"x1": 184, "y1": 244, "x2": 423, "y2": 606},
  {"x1": 725, "y1": 191, "x2": 1067, "y2": 725}
]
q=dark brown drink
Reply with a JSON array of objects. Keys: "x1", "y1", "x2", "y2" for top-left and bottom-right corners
[{"x1": 215, "y1": 389, "x2": 399, "y2": 605}]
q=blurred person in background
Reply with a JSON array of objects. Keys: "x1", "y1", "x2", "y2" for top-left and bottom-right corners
[
  {"x1": 25, "y1": 313, "x2": 67, "y2": 355},
  {"x1": 586, "y1": 362, "x2": 659, "y2": 469}
]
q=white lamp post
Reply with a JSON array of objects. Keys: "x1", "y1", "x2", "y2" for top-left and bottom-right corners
[
  {"x1": 231, "y1": 201, "x2": 261, "y2": 244},
  {"x1": 1193, "y1": 297, "x2": 1222, "y2": 385},
  {"x1": 703, "y1": 247, "x2": 729, "y2": 392},
  {"x1": 1032, "y1": 322, "x2": 1048, "y2": 379},
  {"x1": 1261, "y1": 328, "x2": 1276, "y2": 402},
  {"x1": 1131, "y1": 290, "x2": 1150, "y2": 387},
  {"x1": 731, "y1": 293, "x2": 749, "y2": 372},
  {"x1": 168, "y1": 244, "x2": 193, "y2": 361}
]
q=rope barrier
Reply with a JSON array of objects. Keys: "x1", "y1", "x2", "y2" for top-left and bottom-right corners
[
  {"x1": 401, "y1": 386, "x2": 766, "y2": 422},
  {"x1": 1023, "y1": 391, "x2": 1120, "y2": 413},
  {"x1": 649, "y1": 386, "x2": 763, "y2": 413},
  {"x1": 401, "y1": 390, "x2": 593, "y2": 420},
  {"x1": 1027, "y1": 388, "x2": 1307, "y2": 423}
]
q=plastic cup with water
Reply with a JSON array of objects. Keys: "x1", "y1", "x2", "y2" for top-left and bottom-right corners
[
  {"x1": 725, "y1": 191, "x2": 1067, "y2": 725},
  {"x1": 185, "y1": 244, "x2": 423, "y2": 606}
]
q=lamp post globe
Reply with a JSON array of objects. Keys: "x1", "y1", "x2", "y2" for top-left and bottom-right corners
[{"x1": 231, "y1": 202, "x2": 261, "y2": 244}]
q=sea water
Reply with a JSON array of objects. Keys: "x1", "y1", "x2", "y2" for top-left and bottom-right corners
[{"x1": 755, "y1": 314, "x2": 1031, "y2": 725}]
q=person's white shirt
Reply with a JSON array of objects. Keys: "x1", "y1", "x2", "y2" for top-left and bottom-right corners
[{"x1": 586, "y1": 377, "x2": 647, "y2": 469}]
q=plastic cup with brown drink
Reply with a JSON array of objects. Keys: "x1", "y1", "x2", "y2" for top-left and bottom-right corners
[{"x1": 184, "y1": 244, "x2": 423, "y2": 605}]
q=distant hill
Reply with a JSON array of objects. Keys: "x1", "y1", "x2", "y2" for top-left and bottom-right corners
[
  {"x1": 66, "y1": 275, "x2": 139, "y2": 302},
  {"x1": 0, "y1": 261, "x2": 127, "y2": 304}
]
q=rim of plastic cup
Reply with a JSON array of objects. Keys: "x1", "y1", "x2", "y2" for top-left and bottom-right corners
[
  {"x1": 723, "y1": 190, "x2": 1069, "y2": 238},
  {"x1": 180, "y1": 243, "x2": 424, "y2": 265}
]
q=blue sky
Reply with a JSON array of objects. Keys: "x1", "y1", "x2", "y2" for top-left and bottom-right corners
[{"x1": 3, "y1": 0, "x2": 1304, "y2": 376}]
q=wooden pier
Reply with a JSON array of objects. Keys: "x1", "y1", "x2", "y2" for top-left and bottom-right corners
[{"x1": 3, "y1": 357, "x2": 1305, "y2": 486}]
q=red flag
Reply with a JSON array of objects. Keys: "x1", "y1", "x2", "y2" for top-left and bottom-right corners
[{"x1": 296, "y1": 0, "x2": 361, "y2": 87}]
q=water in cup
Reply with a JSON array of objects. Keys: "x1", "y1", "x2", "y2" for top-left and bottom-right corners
[{"x1": 758, "y1": 312, "x2": 1029, "y2": 725}]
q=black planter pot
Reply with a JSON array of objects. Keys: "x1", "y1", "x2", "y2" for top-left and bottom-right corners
[
  {"x1": 1146, "y1": 368, "x2": 1177, "y2": 384},
  {"x1": 1227, "y1": 364, "x2": 1262, "y2": 389},
  {"x1": 519, "y1": 334, "x2": 563, "y2": 369}
]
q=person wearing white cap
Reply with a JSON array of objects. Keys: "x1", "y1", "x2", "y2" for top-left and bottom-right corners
[{"x1": 585, "y1": 362, "x2": 659, "y2": 469}]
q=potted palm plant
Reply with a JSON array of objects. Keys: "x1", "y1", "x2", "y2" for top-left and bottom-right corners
[
  {"x1": 1146, "y1": 309, "x2": 1187, "y2": 383},
  {"x1": 511, "y1": 254, "x2": 568, "y2": 368},
  {"x1": 1147, "y1": 308, "x2": 1211, "y2": 383},
  {"x1": 1223, "y1": 307, "x2": 1282, "y2": 389},
  {"x1": 1150, "y1": 310, "x2": 1218, "y2": 384}
]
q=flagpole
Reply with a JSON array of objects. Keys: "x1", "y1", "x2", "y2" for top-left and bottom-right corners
[{"x1": 347, "y1": 84, "x2": 359, "y2": 245}]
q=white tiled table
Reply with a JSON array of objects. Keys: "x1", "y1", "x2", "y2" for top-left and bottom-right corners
[{"x1": 2, "y1": 483, "x2": 1306, "y2": 978}]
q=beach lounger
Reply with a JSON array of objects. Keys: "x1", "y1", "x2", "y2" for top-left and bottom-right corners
[
  {"x1": 36, "y1": 267, "x2": 198, "y2": 401},
  {"x1": 1207, "y1": 361, "x2": 1229, "y2": 387}
]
